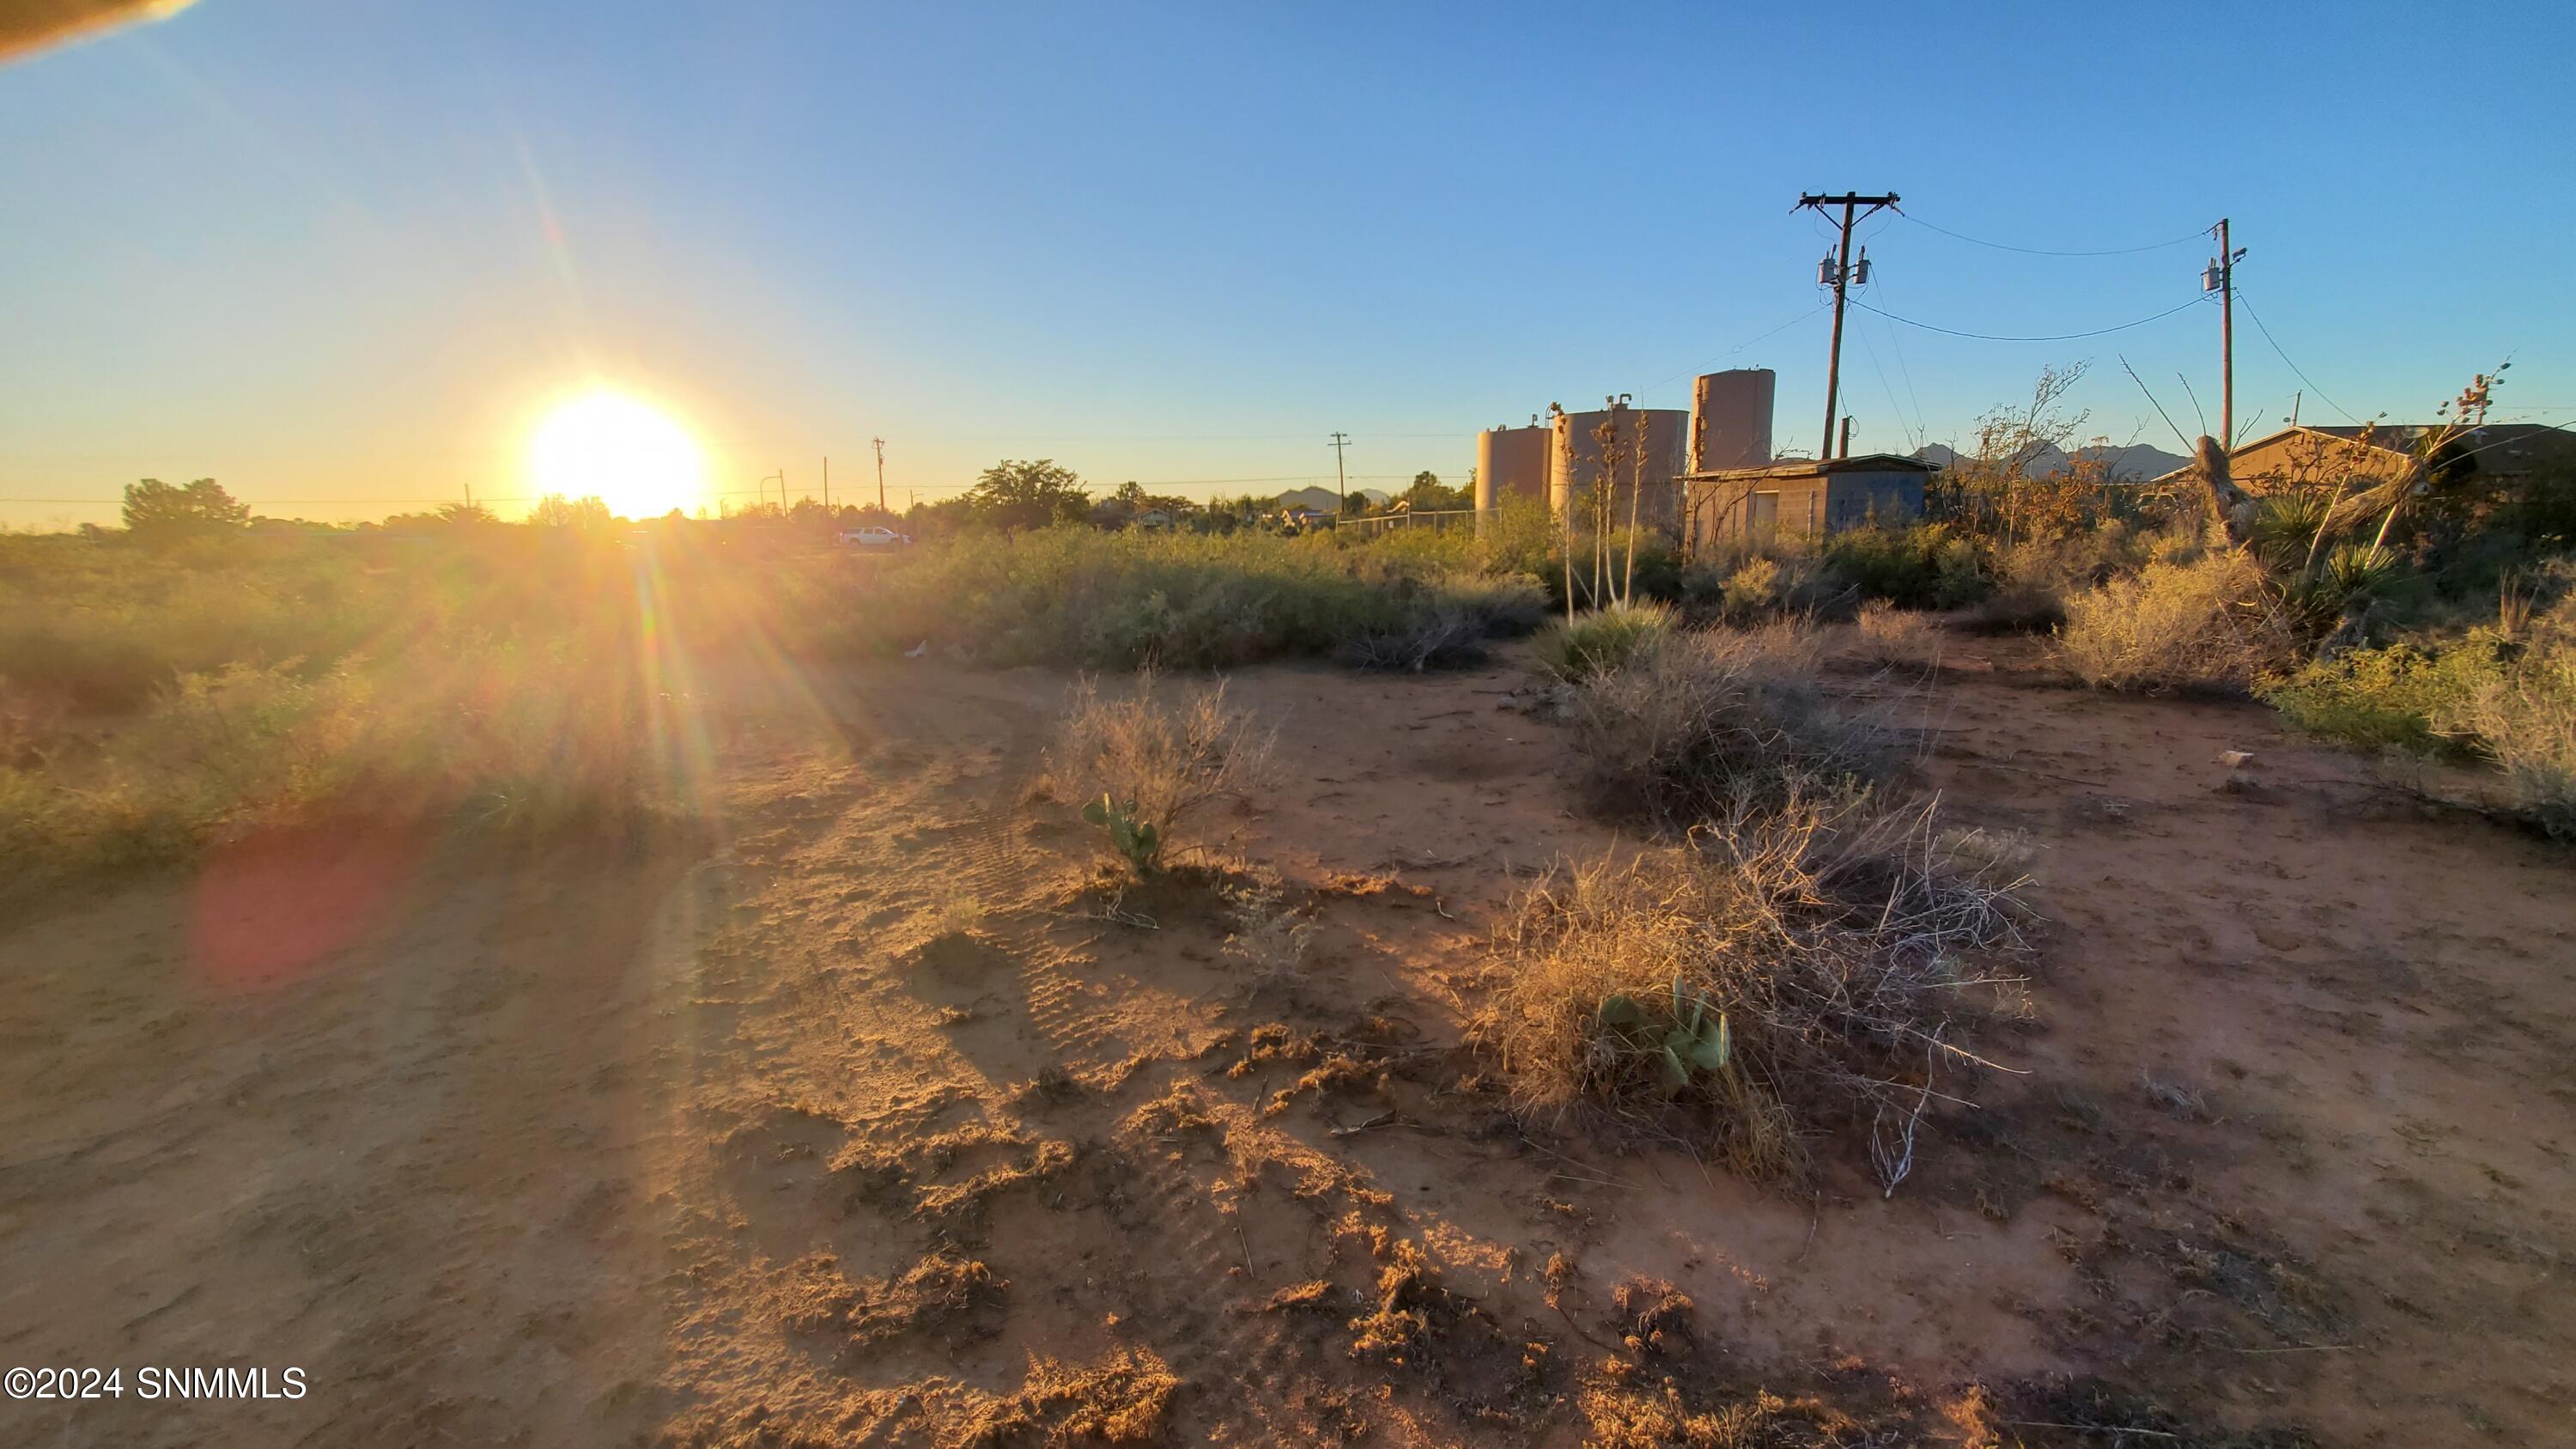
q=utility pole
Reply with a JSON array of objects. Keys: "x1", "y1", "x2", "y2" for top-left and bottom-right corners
[
  {"x1": 872, "y1": 437, "x2": 887, "y2": 512},
  {"x1": 2203, "y1": 219, "x2": 2245, "y2": 447},
  {"x1": 1328, "y1": 432, "x2": 1351, "y2": 514},
  {"x1": 1794, "y1": 192, "x2": 1899, "y2": 460},
  {"x1": 823, "y1": 456, "x2": 830, "y2": 510}
]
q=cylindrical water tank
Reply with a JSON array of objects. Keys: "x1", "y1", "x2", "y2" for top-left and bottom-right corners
[
  {"x1": 1474, "y1": 426, "x2": 1552, "y2": 528},
  {"x1": 1690, "y1": 368, "x2": 1776, "y2": 473},
  {"x1": 1548, "y1": 407, "x2": 1689, "y2": 528}
]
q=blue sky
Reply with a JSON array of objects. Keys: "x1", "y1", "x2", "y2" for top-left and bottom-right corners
[{"x1": 4, "y1": 0, "x2": 2572, "y2": 524}]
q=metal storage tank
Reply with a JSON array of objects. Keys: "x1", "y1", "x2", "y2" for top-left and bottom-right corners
[
  {"x1": 1549, "y1": 405, "x2": 1689, "y2": 529},
  {"x1": 1691, "y1": 368, "x2": 1776, "y2": 473},
  {"x1": 1473, "y1": 425, "x2": 1552, "y2": 529}
]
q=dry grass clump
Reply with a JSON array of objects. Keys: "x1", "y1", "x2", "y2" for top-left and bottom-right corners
[
  {"x1": 1535, "y1": 601, "x2": 1676, "y2": 681},
  {"x1": 1219, "y1": 874, "x2": 1315, "y2": 983},
  {"x1": 1565, "y1": 624, "x2": 1889, "y2": 827},
  {"x1": 1043, "y1": 670, "x2": 1277, "y2": 868},
  {"x1": 782, "y1": 1248, "x2": 1005, "y2": 1348},
  {"x1": 2057, "y1": 551, "x2": 2293, "y2": 693},
  {"x1": 1336, "y1": 606, "x2": 1488, "y2": 672},
  {"x1": 1852, "y1": 600, "x2": 1939, "y2": 669},
  {"x1": 956, "y1": 1345, "x2": 1179, "y2": 1446},
  {"x1": 1475, "y1": 799, "x2": 2030, "y2": 1184},
  {"x1": 2443, "y1": 643, "x2": 2576, "y2": 839},
  {"x1": 1577, "y1": 1381, "x2": 1872, "y2": 1449}
]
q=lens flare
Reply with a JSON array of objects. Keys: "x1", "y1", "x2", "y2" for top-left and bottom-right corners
[{"x1": 527, "y1": 389, "x2": 708, "y2": 519}]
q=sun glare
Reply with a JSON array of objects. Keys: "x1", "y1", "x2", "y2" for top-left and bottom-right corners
[{"x1": 526, "y1": 389, "x2": 708, "y2": 519}]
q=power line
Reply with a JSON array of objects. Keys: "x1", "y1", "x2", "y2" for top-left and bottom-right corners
[
  {"x1": 1893, "y1": 208, "x2": 2208, "y2": 258},
  {"x1": 2232, "y1": 287, "x2": 2360, "y2": 424},
  {"x1": 1849, "y1": 294, "x2": 2203, "y2": 343},
  {"x1": 1645, "y1": 301, "x2": 1833, "y2": 391}
]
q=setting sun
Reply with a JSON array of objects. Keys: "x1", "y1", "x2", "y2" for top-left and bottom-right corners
[{"x1": 526, "y1": 389, "x2": 708, "y2": 519}]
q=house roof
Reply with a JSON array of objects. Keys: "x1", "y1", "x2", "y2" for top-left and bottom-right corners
[
  {"x1": 2151, "y1": 423, "x2": 2576, "y2": 480},
  {"x1": 1682, "y1": 453, "x2": 1935, "y2": 483}
]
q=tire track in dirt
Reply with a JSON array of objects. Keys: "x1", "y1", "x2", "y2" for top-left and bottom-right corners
[
  {"x1": 801, "y1": 671, "x2": 1384, "y2": 1438},
  {"x1": 821, "y1": 672, "x2": 1176, "y2": 1081}
]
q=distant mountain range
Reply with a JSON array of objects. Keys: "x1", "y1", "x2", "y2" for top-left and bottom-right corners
[
  {"x1": 1912, "y1": 441, "x2": 2187, "y2": 480},
  {"x1": 1273, "y1": 485, "x2": 1390, "y2": 512}
]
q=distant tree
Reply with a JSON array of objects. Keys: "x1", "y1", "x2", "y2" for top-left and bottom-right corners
[
  {"x1": 436, "y1": 501, "x2": 498, "y2": 526},
  {"x1": 527, "y1": 493, "x2": 616, "y2": 531},
  {"x1": 965, "y1": 459, "x2": 1091, "y2": 531},
  {"x1": 1399, "y1": 471, "x2": 1467, "y2": 513},
  {"x1": 122, "y1": 477, "x2": 247, "y2": 544}
]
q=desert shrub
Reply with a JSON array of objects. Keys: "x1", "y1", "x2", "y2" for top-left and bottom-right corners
[
  {"x1": 1700, "y1": 551, "x2": 1848, "y2": 623},
  {"x1": 1534, "y1": 602, "x2": 1676, "y2": 682},
  {"x1": 0, "y1": 648, "x2": 667, "y2": 886},
  {"x1": 1439, "y1": 571, "x2": 1552, "y2": 636},
  {"x1": 1044, "y1": 672, "x2": 1277, "y2": 871},
  {"x1": 1337, "y1": 608, "x2": 1488, "y2": 672},
  {"x1": 2447, "y1": 650, "x2": 2576, "y2": 839},
  {"x1": 1823, "y1": 524, "x2": 1991, "y2": 609},
  {"x1": 822, "y1": 527, "x2": 1539, "y2": 671},
  {"x1": 1854, "y1": 600, "x2": 1939, "y2": 668},
  {"x1": 2058, "y1": 551, "x2": 2293, "y2": 693},
  {"x1": 2260, "y1": 636, "x2": 2507, "y2": 757},
  {"x1": 1722, "y1": 557, "x2": 1784, "y2": 617},
  {"x1": 1998, "y1": 520, "x2": 2151, "y2": 593},
  {"x1": 1951, "y1": 581, "x2": 2067, "y2": 636},
  {"x1": 1564, "y1": 624, "x2": 1889, "y2": 826},
  {"x1": 1471, "y1": 495, "x2": 1558, "y2": 580},
  {"x1": 1476, "y1": 799, "x2": 2031, "y2": 1183},
  {"x1": 1563, "y1": 527, "x2": 1685, "y2": 604}
]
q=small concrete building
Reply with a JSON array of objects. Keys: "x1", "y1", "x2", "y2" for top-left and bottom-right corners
[{"x1": 1683, "y1": 454, "x2": 1933, "y2": 550}]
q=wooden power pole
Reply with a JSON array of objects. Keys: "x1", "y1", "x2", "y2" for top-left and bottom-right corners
[
  {"x1": 1795, "y1": 192, "x2": 1899, "y2": 459},
  {"x1": 872, "y1": 437, "x2": 887, "y2": 512},
  {"x1": 1329, "y1": 432, "x2": 1351, "y2": 514},
  {"x1": 2206, "y1": 218, "x2": 2244, "y2": 449}
]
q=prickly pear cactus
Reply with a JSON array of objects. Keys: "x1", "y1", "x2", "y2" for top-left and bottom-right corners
[{"x1": 1080, "y1": 794, "x2": 1162, "y2": 871}]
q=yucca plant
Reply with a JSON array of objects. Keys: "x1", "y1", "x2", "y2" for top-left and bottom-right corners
[
  {"x1": 2277, "y1": 542, "x2": 2409, "y2": 635},
  {"x1": 2245, "y1": 491, "x2": 2333, "y2": 575}
]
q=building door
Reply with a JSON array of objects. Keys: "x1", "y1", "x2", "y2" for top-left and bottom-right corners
[{"x1": 1749, "y1": 490, "x2": 1779, "y2": 540}]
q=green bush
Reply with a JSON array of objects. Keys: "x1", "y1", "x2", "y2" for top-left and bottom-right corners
[
  {"x1": 2261, "y1": 638, "x2": 2503, "y2": 756},
  {"x1": 1472, "y1": 495, "x2": 1558, "y2": 580},
  {"x1": 1534, "y1": 602, "x2": 1676, "y2": 682},
  {"x1": 1822, "y1": 524, "x2": 1990, "y2": 609}
]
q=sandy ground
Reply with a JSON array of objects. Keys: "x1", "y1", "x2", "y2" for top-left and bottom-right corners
[{"x1": 2, "y1": 631, "x2": 2571, "y2": 1446}]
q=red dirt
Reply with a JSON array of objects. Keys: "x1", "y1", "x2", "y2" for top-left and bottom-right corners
[{"x1": 2, "y1": 631, "x2": 2568, "y2": 1445}]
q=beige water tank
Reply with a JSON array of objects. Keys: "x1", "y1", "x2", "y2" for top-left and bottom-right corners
[
  {"x1": 1549, "y1": 406, "x2": 1689, "y2": 528},
  {"x1": 1474, "y1": 426, "x2": 1552, "y2": 522},
  {"x1": 1691, "y1": 368, "x2": 1776, "y2": 472}
]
